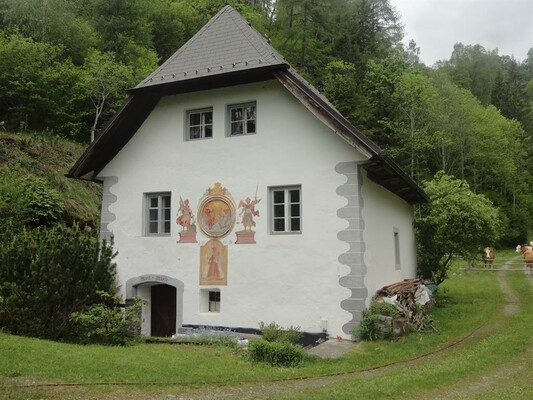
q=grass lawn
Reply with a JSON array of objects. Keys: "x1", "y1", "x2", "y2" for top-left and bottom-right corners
[{"x1": 1, "y1": 250, "x2": 532, "y2": 399}]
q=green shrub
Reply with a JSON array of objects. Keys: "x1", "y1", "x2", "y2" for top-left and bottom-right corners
[
  {"x1": 0, "y1": 224, "x2": 116, "y2": 340},
  {"x1": 248, "y1": 339, "x2": 307, "y2": 367},
  {"x1": 354, "y1": 310, "x2": 386, "y2": 341},
  {"x1": 22, "y1": 176, "x2": 64, "y2": 227},
  {"x1": 354, "y1": 303, "x2": 400, "y2": 341},
  {"x1": 258, "y1": 321, "x2": 303, "y2": 344},
  {"x1": 369, "y1": 301, "x2": 401, "y2": 319},
  {"x1": 70, "y1": 291, "x2": 143, "y2": 346}
]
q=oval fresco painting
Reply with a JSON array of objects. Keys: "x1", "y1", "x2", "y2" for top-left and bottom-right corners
[{"x1": 198, "y1": 195, "x2": 236, "y2": 238}]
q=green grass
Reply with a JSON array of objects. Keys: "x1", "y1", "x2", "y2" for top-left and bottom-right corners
[{"x1": 3, "y1": 257, "x2": 527, "y2": 399}]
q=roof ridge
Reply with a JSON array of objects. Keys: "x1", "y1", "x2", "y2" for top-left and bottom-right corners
[
  {"x1": 226, "y1": 7, "x2": 282, "y2": 63},
  {"x1": 136, "y1": 6, "x2": 231, "y2": 88}
]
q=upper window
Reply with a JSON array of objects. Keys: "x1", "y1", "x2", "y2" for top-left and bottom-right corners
[
  {"x1": 186, "y1": 108, "x2": 213, "y2": 140},
  {"x1": 227, "y1": 102, "x2": 256, "y2": 136},
  {"x1": 145, "y1": 193, "x2": 171, "y2": 236},
  {"x1": 269, "y1": 186, "x2": 301, "y2": 234}
]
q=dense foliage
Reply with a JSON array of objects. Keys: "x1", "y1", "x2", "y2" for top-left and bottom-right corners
[{"x1": 0, "y1": 224, "x2": 117, "y2": 340}]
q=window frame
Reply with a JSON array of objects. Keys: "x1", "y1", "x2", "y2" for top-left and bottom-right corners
[
  {"x1": 144, "y1": 192, "x2": 172, "y2": 237},
  {"x1": 393, "y1": 227, "x2": 401, "y2": 270},
  {"x1": 185, "y1": 107, "x2": 213, "y2": 140},
  {"x1": 200, "y1": 289, "x2": 221, "y2": 313},
  {"x1": 268, "y1": 185, "x2": 302, "y2": 235},
  {"x1": 226, "y1": 101, "x2": 257, "y2": 137}
]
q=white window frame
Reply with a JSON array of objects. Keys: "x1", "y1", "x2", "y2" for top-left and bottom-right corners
[
  {"x1": 226, "y1": 101, "x2": 257, "y2": 136},
  {"x1": 144, "y1": 192, "x2": 171, "y2": 236},
  {"x1": 185, "y1": 107, "x2": 213, "y2": 140},
  {"x1": 269, "y1": 185, "x2": 302, "y2": 234},
  {"x1": 393, "y1": 227, "x2": 401, "y2": 270}
]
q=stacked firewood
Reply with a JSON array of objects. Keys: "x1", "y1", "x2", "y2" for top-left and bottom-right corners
[{"x1": 376, "y1": 278, "x2": 437, "y2": 333}]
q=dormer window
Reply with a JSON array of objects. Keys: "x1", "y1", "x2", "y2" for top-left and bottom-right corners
[
  {"x1": 227, "y1": 102, "x2": 256, "y2": 136},
  {"x1": 186, "y1": 108, "x2": 213, "y2": 140}
]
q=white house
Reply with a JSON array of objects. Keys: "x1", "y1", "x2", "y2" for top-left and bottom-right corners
[{"x1": 69, "y1": 6, "x2": 427, "y2": 339}]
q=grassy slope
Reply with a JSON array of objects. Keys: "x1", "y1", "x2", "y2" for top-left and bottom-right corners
[
  {"x1": 0, "y1": 132, "x2": 101, "y2": 226},
  {"x1": 3, "y1": 255, "x2": 531, "y2": 399}
]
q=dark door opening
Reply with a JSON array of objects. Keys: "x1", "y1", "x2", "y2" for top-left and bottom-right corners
[{"x1": 151, "y1": 284, "x2": 177, "y2": 337}]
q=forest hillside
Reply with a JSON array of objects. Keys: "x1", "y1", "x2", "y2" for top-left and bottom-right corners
[{"x1": 0, "y1": 0, "x2": 532, "y2": 244}]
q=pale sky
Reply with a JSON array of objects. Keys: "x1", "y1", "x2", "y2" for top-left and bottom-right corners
[{"x1": 389, "y1": 0, "x2": 533, "y2": 66}]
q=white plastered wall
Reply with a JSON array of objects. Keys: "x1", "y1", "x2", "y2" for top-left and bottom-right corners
[
  {"x1": 360, "y1": 170, "x2": 417, "y2": 302},
  {"x1": 98, "y1": 79, "x2": 416, "y2": 338}
]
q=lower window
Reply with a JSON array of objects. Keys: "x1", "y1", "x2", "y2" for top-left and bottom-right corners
[
  {"x1": 201, "y1": 289, "x2": 221, "y2": 313},
  {"x1": 269, "y1": 185, "x2": 301, "y2": 234},
  {"x1": 145, "y1": 192, "x2": 171, "y2": 236}
]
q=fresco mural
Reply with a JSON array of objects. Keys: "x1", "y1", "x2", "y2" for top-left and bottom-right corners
[
  {"x1": 198, "y1": 183, "x2": 236, "y2": 239},
  {"x1": 176, "y1": 197, "x2": 197, "y2": 243},
  {"x1": 200, "y1": 239, "x2": 228, "y2": 285},
  {"x1": 235, "y1": 191, "x2": 261, "y2": 244}
]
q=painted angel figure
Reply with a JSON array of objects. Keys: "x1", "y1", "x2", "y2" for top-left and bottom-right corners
[
  {"x1": 176, "y1": 197, "x2": 195, "y2": 231},
  {"x1": 238, "y1": 197, "x2": 261, "y2": 231}
]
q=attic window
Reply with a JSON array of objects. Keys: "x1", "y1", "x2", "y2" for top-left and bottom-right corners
[
  {"x1": 227, "y1": 102, "x2": 256, "y2": 136},
  {"x1": 186, "y1": 108, "x2": 213, "y2": 140}
]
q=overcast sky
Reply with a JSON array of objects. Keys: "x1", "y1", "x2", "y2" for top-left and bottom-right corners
[{"x1": 389, "y1": 0, "x2": 533, "y2": 66}]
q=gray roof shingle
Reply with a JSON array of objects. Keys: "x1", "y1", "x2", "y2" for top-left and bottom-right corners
[{"x1": 135, "y1": 5, "x2": 287, "y2": 89}]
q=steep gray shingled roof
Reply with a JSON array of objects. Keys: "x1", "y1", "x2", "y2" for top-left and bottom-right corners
[{"x1": 135, "y1": 5, "x2": 287, "y2": 89}]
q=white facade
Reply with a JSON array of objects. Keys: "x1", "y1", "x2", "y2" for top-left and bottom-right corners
[{"x1": 97, "y1": 80, "x2": 417, "y2": 339}]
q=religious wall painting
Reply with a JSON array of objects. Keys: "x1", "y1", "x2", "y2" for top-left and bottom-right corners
[
  {"x1": 176, "y1": 197, "x2": 197, "y2": 243},
  {"x1": 235, "y1": 191, "x2": 261, "y2": 244},
  {"x1": 198, "y1": 183, "x2": 236, "y2": 239},
  {"x1": 200, "y1": 239, "x2": 228, "y2": 285}
]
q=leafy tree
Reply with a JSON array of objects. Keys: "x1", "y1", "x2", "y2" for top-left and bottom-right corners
[
  {"x1": 386, "y1": 71, "x2": 437, "y2": 180},
  {"x1": 80, "y1": 49, "x2": 134, "y2": 142},
  {"x1": 0, "y1": 33, "x2": 60, "y2": 130},
  {"x1": 415, "y1": 172, "x2": 502, "y2": 284},
  {"x1": 0, "y1": 0, "x2": 97, "y2": 64}
]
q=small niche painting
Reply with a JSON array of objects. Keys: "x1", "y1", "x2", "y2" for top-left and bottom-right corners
[
  {"x1": 176, "y1": 197, "x2": 197, "y2": 243},
  {"x1": 200, "y1": 239, "x2": 228, "y2": 286},
  {"x1": 235, "y1": 192, "x2": 261, "y2": 244}
]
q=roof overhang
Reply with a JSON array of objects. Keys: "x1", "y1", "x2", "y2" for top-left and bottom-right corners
[{"x1": 274, "y1": 70, "x2": 428, "y2": 204}]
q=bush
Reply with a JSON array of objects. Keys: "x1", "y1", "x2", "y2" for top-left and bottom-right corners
[
  {"x1": 70, "y1": 291, "x2": 143, "y2": 346},
  {"x1": 258, "y1": 321, "x2": 303, "y2": 344},
  {"x1": 354, "y1": 310, "x2": 389, "y2": 341},
  {"x1": 22, "y1": 176, "x2": 64, "y2": 227},
  {"x1": 248, "y1": 339, "x2": 307, "y2": 367},
  {"x1": 0, "y1": 224, "x2": 116, "y2": 340},
  {"x1": 354, "y1": 301, "x2": 400, "y2": 341},
  {"x1": 369, "y1": 301, "x2": 401, "y2": 319}
]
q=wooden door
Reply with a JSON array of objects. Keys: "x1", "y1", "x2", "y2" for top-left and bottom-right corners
[{"x1": 151, "y1": 284, "x2": 177, "y2": 337}]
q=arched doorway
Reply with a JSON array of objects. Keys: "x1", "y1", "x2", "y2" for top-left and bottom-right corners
[
  {"x1": 151, "y1": 284, "x2": 176, "y2": 337},
  {"x1": 125, "y1": 275, "x2": 184, "y2": 337}
]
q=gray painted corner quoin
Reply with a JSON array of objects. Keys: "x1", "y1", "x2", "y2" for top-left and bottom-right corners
[
  {"x1": 100, "y1": 176, "x2": 118, "y2": 242},
  {"x1": 335, "y1": 161, "x2": 368, "y2": 335}
]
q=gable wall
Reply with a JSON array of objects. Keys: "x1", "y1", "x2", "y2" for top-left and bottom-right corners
[{"x1": 98, "y1": 80, "x2": 415, "y2": 337}]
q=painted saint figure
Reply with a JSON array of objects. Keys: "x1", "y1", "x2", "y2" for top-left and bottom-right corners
[
  {"x1": 177, "y1": 197, "x2": 195, "y2": 231},
  {"x1": 238, "y1": 196, "x2": 261, "y2": 232},
  {"x1": 207, "y1": 246, "x2": 223, "y2": 279}
]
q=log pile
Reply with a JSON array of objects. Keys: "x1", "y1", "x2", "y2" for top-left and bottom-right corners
[{"x1": 376, "y1": 278, "x2": 437, "y2": 333}]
